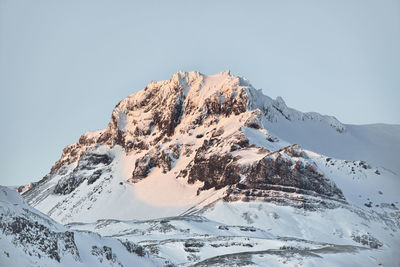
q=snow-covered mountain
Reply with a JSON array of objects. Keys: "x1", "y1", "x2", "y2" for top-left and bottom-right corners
[
  {"x1": 0, "y1": 186, "x2": 159, "y2": 266},
  {"x1": 8, "y1": 71, "x2": 400, "y2": 266}
]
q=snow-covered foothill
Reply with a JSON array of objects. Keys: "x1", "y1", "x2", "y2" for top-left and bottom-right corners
[{"x1": 0, "y1": 186, "x2": 160, "y2": 267}]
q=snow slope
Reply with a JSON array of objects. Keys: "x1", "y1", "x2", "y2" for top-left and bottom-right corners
[{"x1": 266, "y1": 120, "x2": 400, "y2": 176}]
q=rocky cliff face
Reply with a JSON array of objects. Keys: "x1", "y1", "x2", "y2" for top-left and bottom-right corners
[{"x1": 49, "y1": 71, "x2": 251, "y2": 175}]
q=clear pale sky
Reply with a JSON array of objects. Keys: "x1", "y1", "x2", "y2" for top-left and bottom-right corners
[{"x1": 1, "y1": 0, "x2": 399, "y2": 186}]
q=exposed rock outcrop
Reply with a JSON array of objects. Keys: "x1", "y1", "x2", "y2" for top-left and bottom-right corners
[
  {"x1": 0, "y1": 215, "x2": 80, "y2": 262},
  {"x1": 131, "y1": 144, "x2": 181, "y2": 181},
  {"x1": 54, "y1": 151, "x2": 113, "y2": 195}
]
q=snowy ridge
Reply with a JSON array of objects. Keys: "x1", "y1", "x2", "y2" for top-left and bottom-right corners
[{"x1": 246, "y1": 87, "x2": 345, "y2": 132}]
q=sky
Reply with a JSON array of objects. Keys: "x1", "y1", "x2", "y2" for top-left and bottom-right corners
[{"x1": 0, "y1": 0, "x2": 399, "y2": 186}]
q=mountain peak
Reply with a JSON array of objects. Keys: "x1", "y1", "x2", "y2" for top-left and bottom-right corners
[
  {"x1": 40, "y1": 71, "x2": 349, "y2": 176},
  {"x1": 23, "y1": 71, "x2": 355, "y2": 222}
]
